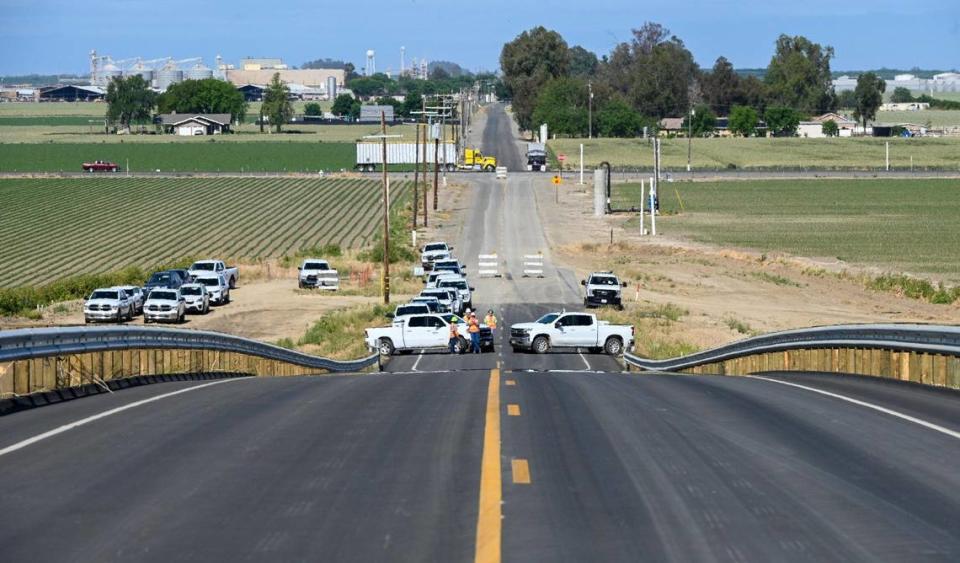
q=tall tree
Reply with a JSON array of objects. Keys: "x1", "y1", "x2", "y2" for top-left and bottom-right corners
[
  {"x1": 890, "y1": 86, "x2": 913, "y2": 103},
  {"x1": 500, "y1": 26, "x2": 570, "y2": 131},
  {"x1": 261, "y1": 73, "x2": 293, "y2": 133},
  {"x1": 853, "y1": 72, "x2": 886, "y2": 131},
  {"x1": 764, "y1": 34, "x2": 836, "y2": 114},
  {"x1": 531, "y1": 77, "x2": 589, "y2": 137},
  {"x1": 764, "y1": 106, "x2": 802, "y2": 136},
  {"x1": 682, "y1": 103, "x2": 717, "y2": 136},
  {"x1": 105, "y1": 75, "x2": 156, "y2": 131},
  {"x1": 568, "y1": 46, "x2": 599, "y2": 78},
  {"x1": 597, "y1": 96, "x2": 650, "y2": 137},
  {"x1": 157, "y1": 78, "x2": 247, "y2": 122},
  {"x1": 599, "y1": 22, "x2": 699, "y2": 119},
  {"x1": 700, "y1": 56, "x2": 743, "y2": 114}
]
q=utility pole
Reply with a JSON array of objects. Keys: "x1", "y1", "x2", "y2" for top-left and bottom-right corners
[
  {"x1": 588, "y1": 82, "x2": 594, "y2": 139},
  {"x1": 380, "y1": 111, "x2": 390, "y2": 304},
  {"x1": 433, "y1": 138, "x2": 440, "y2": 211},
  {"x1": 413, "y1": 119, "x2": 420, "y2": 229},
  {"x1": 686, "y1": 107, "x2": 694, "y2": 173},
  {"x1": 422, "y1": 123, "x2": 429, "y2": 227}
]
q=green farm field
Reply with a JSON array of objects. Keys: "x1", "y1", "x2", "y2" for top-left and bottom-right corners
[
  {"x1": 0, "y1": 177, "x2": 411, "y2": 287},
  {"x1": 549, "y1": 136, "x2": 960, "y2": 171},
  {"x1": 613, "y1": 179, "x2": 960, "y2": 280},
  {"x1": 0, "y1": 142, "x2": 355, "y2": 172}
]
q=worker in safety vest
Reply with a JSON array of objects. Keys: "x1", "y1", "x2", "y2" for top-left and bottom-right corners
[
  {"x1": 468, "y1": 313, "x2": 482, "y2": 354},
  {"x1": 448, "y1": 320, "x2": 461, "y2": 353},
  {"x1": 484, "y1": 310, "x2": 498, "y2": 330}
]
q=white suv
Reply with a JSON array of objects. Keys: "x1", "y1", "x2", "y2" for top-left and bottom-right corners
[{"x1": 582, "y1": 271, "x2": 627, "y2": 309}]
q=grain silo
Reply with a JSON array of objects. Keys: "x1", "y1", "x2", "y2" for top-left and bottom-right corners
[
  {"x1": 185, "y1": 62, "x2": 213, "y2": 81},
  {"x1": 156, "y1": 61, "x2": 183, "y2": 90},
  {"x1": 125, "y1": 61, "x2": 154, "y2": 85}
]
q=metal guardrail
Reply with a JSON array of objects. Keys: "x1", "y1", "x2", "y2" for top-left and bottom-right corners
[
  {"x1": 624, "y1": 323, "x2": 960, "y2": 372},
  {"x1": 0, "y1": 326, "x2": 379, "y2": 373}
]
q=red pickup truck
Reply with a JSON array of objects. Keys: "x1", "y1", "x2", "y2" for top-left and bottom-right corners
[{"x1": 81, "y1": 160, "x2": 120, "y2": 172}]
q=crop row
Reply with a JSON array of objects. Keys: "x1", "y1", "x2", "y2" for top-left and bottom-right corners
[{"x1": 0, "y1": 177, "x2": 411, "y2": 287}]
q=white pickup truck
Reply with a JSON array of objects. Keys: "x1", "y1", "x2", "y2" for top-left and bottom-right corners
[
  {"x1": 298, "y1": 259, "x2": 339, "y2": 290},
  {"x1": 188, "y1": 260, "x2": 238, "y2": 289},
  {"x1": 366, "y1": 313, "x2": 464, "y2": 355},
  {"x1": 509, "y1": 311, "x2": 634, "y2": 355},
  {"x1": 420, "y1": 242, "x2": 452, "y2": 270}
]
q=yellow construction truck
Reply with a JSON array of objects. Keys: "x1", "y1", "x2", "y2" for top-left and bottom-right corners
[{"x1": 460, "y1": 148, "x2": 497, "y2": 172}]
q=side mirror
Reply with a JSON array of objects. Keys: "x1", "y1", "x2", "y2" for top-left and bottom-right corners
[
  {"x1": 622, "y1": 281, "x2": 629, "y2": 287},
  {"x1": 555, "y1": 322, "x2": 564, "y2": 329},
  {"x1": 580, "y1": 280, "x2": 586, "y2": 286},
  {"x1": 297, "y1": 266, "x2": 302, "y2": 270},
  {"x1": 448, "y1": 246, "x2": 454, "y2": 251},
  {"x1": 470, "y1": 287, "x2": 476, "y2": 291},
  {"x1": 385, "y1": 313, "x2": 395, "y2": 319}
]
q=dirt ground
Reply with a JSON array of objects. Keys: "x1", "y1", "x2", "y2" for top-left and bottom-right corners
[{"x1": 532, "y1": 178, "x2": 959, "y2": 352}]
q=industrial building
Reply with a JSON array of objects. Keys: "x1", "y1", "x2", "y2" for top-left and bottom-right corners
[
  {"x1": 39, "y1": 85, "x2": 105, "y2": 102},
  {"x1": 89, "y1": 51, "x2": 219, "y2": 90},
  {"x1": 833, "y1": 72, "x2": 960, "y2": 93}
]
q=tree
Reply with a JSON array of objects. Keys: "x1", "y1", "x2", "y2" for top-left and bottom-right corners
[
  {"x1": 764, "y1": 34, "x2": 836, "y2": 114},
  {"x1": 821, "y1": 119, "x2": 839, "y2": 137},
  {"x1": 301, "y1": 58, "x2": 349, "y2": 70},
  {"x1": 374, "y1": 96, "x2": 403, "y2": 117},
  {"x1": 891, "y1": 86, "x2": 913, "y2": 103},
  {"x1": 836, "y1": 89, "x2": 857, "y2": 109},
  {"x1": 599, "y1": 22, "x2": 699, "y2": 119},
  {"x1": 500, "y1": 26, "x2": 570, "y2": 131},
  {"x1": 531, "y1": 77, "x2": 589, "y2": 137},
  {"x1": 261, "y1": 73, "x2": 293, "y2": 133},
  {"x1": 305, "y1": 102, "x2": 323, "y2": 116},
  {"x1": 401, "y1": 92, "x2": 423, "y2": 118},
  {"x1": 105, "y1": 75, "x2": 156, "y2": 131},
  {"x1": 682, "y1": 103, "x2": 717, "y2": 136},
  {"x1": 701, "y1": 56, "x2": 743, "y2": 114},
  {"x1": 348, "y1": 74, "x2": 394, "y2": 99},
  {"x1": 429, "y1": 66, "x2": 450, "y2": 80},
  {"x1": 568, "y1": 46, "x2": 599, "y2": 78},
  {"x1": 853, "y1": 72, "x2": 886, "y2": 131},
  {"x1": 596, "y1": 96, "x2": 649, "y2": 137},
  {"x1": 157, "y1": 78, "x2": 247, "y2": 123},
  {"x1": 331, "y1": 94, "x2": 356, "y2": 118},
  {"x1": 728, "y1": 105, "x2": 759, "y2": 137},
  {"x1": 764, "y1": 106, "x2": 802, "y2": 136}
]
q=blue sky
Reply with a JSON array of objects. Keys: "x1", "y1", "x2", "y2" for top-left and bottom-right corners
[{"x1": 2, "y1": 0, "x2": 957, "y2": 75}]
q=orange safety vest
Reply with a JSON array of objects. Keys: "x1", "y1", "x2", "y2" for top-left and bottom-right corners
[
  {"x1": 484, "y1": 314, "x2": 497, "y2": 329},
  {"x1": 468, "y1": 318, "x2": 480, "y2": 333}
]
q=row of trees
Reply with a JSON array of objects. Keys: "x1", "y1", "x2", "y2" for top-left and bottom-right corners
[
  {"x1": 104, "y1": 73, "x2": 294, "y2": 133},
  {"x1": 499, "y1": 23, "x2": 889, "y2": 138}
]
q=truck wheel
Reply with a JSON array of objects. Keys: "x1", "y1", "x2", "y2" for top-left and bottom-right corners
[
  {"x1": 484, "y1": 165, "x2": 495, "y2": 172},
  {"x1": 511, "y1": 345, "x2": 521, "y2": 353},
  {"x1": 378, "y1": 338, "x2": 395, "y2": 356},
  {"x1": 178, "y1": 312, "x2": 186, "y2": 324},
  {"x1": 229, "y1": 277, "x2": 236, "y2": 289},
  {"x1": 532, "y1": 336, "x2": 550, "y2": 354},
  {"x1": 446, "y1": 163, "x2": 456, "y2": 172},
  {"x1": 456, "y1": 336, "x2": 469, "y2": 354},
  {"x1": 604, "y1": 337, "x2": 623, "y2": 356},
  {"x1": 224, "y1": 292, "x2": 231, "y2": 304}
]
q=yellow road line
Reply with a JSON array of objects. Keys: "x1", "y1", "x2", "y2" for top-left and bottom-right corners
[
  {"x1": 507, "y1": 404, "x2": 521, "y2": 416},
  {"x1": 511, "y1": 459, "x2": 531, "y2": 484},
  {"x1": 505, "y1": 380, "x2": 516, "y2": 386},
  {"x1": 475, "y1": 368, "x2": 502, "y2": 563}
]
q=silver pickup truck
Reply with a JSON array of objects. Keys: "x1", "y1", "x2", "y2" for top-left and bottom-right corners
[{"x1": 509, "y1": 311, "x2": 634, "y2": 355}]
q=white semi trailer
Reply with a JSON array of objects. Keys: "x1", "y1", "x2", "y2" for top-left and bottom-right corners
[{"x1": 355, "y1": 142, "x2": 458, "y2": 172}]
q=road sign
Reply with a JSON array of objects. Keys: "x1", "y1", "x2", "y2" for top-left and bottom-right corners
[
  {"x1": 558, "y1": 154, "x2": 566, "y2": 162},
  {"x1": 552, "y1": 175, "x2": 562, "y2": 185}
]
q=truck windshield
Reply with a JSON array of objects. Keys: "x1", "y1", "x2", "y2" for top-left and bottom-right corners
[
  {"x1": 148, "y1": 273, "x2": 172, "y2": 284},
  {"x1": 536, "y1": 313, "x2": 560, "y2": 324},
  {"x1": 304, "y1": 262, "x2": 329, "y2": 270},
  {"x1": 440, "y1": 280, "x2": 467, "y2": 290},
  {"x1": 90, "y1": 290, "x2": 118, "y2": 300},
  {"x1": 198, "y1": 278, "x2": 219, "y2": 286},
  {"x1": 192, "y1": 263, "x2": 216, "y2": 271},
  {"x1": 424, "y1": 244, "x2": 446, "y2": 252},
  {"x1": 149, "y1": 291, "x2": 176, "y2": 301},
  {"x1": 592, "y1": 277, "x2": 619, "y2": 285},
  {"x1": 181, "y1": 287, "x2": 202, "y2": 296}
]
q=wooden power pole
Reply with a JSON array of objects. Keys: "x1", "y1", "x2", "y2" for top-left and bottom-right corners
[
  {"x1": 422, "y1": 123, "x2": 429, "y2": 227},
  {"x1": 380, "y1": 111, "x2": 390, "y2": 304},
  {"x1": 412, "y1": 120, "x2": 420, "y2": 229},
  {"x1": 433, "y1": 138, "x2": 440, "y2": 211}
]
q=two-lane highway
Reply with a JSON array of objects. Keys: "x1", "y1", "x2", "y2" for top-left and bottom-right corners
[{"x1": 1, "y1": 103, "x2": 959, "y2": 562}]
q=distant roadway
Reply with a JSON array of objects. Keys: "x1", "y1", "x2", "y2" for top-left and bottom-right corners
[{"x1": 1, "y1": 103, "x2": 959, "y2": 562}]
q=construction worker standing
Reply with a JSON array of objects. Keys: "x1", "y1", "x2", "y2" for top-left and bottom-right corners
[
  {"x1": 484, "y1": 309, "x2": 498, "y2": 330},
  {"x1": 468, "y1": 312, "x2": 482, "y2": 354},
  {"x1": 448, "y1": 320, "x2": 461, "y2": 354}
]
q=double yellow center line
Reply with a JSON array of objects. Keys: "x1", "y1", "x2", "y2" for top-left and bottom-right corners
[{"x1": 475, "y1": 368, "x2": 502, "y2": 563}]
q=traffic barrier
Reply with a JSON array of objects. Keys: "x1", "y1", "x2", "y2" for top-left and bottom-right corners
[
  {"x1": 495, "y1": 166, "x2": 508, "y2": 179},
  {"x1": 478, "y1": 254, "x2": 501, "y2": 278},
  {"x1": 623, "y1": 323, "x2": 960, "y2": 390},
  {"x1": 522, "y1": 254, "x2": 545, "y2": 278},
  {"x1": 0, "y1": 326, "x2": 380, "y2": 399}
]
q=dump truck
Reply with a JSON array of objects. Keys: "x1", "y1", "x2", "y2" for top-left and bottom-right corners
[{"x1": 526, "y1": 143, "x2": 547, "y2": 171}]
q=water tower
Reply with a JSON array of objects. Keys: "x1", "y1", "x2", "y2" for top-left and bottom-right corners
[{"x1": 366, "y1": 50, "x2": 376, "y2": 76}]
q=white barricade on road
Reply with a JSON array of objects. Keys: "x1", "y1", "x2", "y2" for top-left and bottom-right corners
[
  {"x1": 522, "y1": 254, "x2": 545, "y2": 278},
  {"x1": 478, "y1": 254, "x2": 501, "y2": 278},
  {"x1": 496, "y1": 166, "x2": 508, "y2": 179}
]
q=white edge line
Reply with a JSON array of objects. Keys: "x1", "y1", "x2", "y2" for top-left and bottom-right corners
[
  {"x1": 578, "y1": 352, "x2": 592, "y2": 371},
  {"x1": 0, "y1": 378, "x2": 246, "y2": 458},
  {"x1": 411, "y1": 353, "x2": 424, "y2": 372},
  {"x1": 746, "y1": 375, "x2": 960, "y2": 440}
]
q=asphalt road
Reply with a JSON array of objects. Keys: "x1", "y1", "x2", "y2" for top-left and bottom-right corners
[{"x1": 1, "y1": 103, "x2": 959, "y2": 562}]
